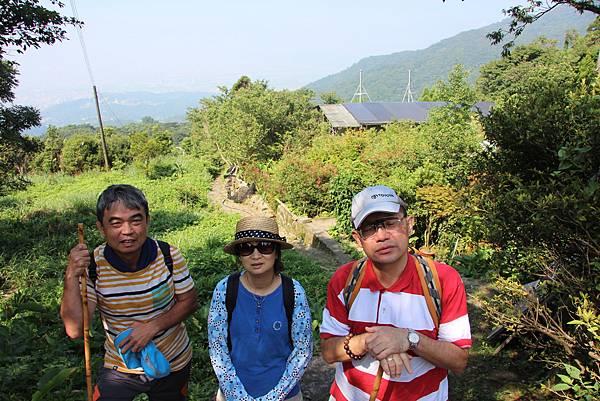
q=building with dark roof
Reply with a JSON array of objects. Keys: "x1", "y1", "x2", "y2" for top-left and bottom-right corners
[{"x1": 319, "y1": 101, "x2": 493, "y2": 130}]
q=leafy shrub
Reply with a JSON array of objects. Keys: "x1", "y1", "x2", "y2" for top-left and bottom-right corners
[
  {"x1": 147, "y1": 159, "x2": 178, "y2": 180},
  {"x1": 450, "y1": 246, "x2": 494, "y2": 278},
  {"x1": 33, "y1": 126, "x2": 63, "y2": 174},
  {"x1": 270, "y1": 154, "x2": 338, "y2": 217},
  {"x1": 129, "y1": 131, "x2": 173, "y2": 173},
  {"x1": 178, "y1": 185, "x2": 208, "y2": 208},
  {"x1": 61, "y1": 133, "x2": 103, "y2": 174},
  {"x1": 105, "y1": 129, "x2": 131, "y2": 167}
]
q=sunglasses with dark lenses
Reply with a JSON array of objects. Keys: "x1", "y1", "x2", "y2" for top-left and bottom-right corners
[{"x1": 236, "y1": 241, "x2": 277, "y2": 256}]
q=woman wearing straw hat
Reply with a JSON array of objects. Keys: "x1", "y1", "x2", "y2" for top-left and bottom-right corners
[{"x1": 208, "y1": 216, "x2": 313, "y2": 401}]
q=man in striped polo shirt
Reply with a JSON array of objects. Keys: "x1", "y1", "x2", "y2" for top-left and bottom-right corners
[
  {"x1": 60, "y1": 184, "x2": 198, "y2": 401},
  {"x1": 320, "y1": 185, "x2": 471, "y2": 401}
]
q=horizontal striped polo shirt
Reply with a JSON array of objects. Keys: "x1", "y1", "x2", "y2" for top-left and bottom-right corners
[
  {"x1": 320, "y1": 256, "x2": 471, "y2": 401},
  {"x1": 86, "y1": 239, "x2": 195, "y2": 374}
]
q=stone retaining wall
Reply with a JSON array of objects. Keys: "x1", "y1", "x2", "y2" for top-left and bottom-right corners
[{"x1": 276, "y1": 200, "x2": 352, "y2": 265}]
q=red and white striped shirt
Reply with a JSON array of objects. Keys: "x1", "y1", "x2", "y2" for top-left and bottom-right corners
[{"x1": 320, "y1": 256, "x2": 471, "y2": 401}]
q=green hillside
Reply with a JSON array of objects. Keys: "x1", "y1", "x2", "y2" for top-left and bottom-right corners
[{"x1": 305, "y1": 6, "x2": 596, "y2": 101}]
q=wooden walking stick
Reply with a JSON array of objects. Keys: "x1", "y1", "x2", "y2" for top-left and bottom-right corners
[
  {"x1": 369, "y1": 365, "x2": 384, "y2": 401},
  {"x1": 78, "y1": 223, "x2": 93, "y2": 401}
]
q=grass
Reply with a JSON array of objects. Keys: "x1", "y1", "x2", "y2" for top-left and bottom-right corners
[{"x1": 0, "y1": 157, "x2": 329, "y2": 401}]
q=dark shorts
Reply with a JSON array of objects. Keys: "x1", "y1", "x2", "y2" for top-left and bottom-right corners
[{"x1": 93, "y1": 362, "x2": 190, "y2": 401}]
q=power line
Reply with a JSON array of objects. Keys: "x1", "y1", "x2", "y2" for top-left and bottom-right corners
[
  {"x1": 70, "y1": 0, "x2": 110, "y2": 170},
  {"x1": 97, "y1": 91, "x2": 124, "y2": 126},
  {"x1": 69, "y1": 0, "x2": 95, "y2": 87}
]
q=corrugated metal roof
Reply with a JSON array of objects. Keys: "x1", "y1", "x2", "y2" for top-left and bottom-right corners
[
  {"x1": 322, "y1": 102, "x2": 494, "y2": 126},
  {"x1": 318, "y1": 104, "x2": 360, "y2": 128}
]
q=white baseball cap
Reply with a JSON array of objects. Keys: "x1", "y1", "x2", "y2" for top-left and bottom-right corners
[{"x1": 351, "y1": 185, "x2": 408, "y2": 229}]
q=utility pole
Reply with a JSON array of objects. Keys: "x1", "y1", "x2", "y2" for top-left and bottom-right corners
[
  {"x1": 93, "y1": 85, "x2": 110, "y2": 171},
  {"x1": 351, "y1": 69, "x2": 372, "y2": 103},
  {"x1": 402, "y1": 69, "x2": 415, "y2": 103}
]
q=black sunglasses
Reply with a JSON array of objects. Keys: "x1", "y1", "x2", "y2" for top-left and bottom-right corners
[{"x1": 236, "y1": 241, "x2": 277, "y2": 256}]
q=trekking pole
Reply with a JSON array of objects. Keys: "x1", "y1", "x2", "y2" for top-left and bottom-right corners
[
  {"x1": 78, "y1": 223, "x2": 93, "y2": 401},
  {"x1": 369, "y1": 365, "x2": 384, "y2": 401}
]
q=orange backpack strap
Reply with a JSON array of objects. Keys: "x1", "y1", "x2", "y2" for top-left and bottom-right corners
[
  {"x1": 343, "y1": 257, "x2": 368, "y2": 313},
  {"x1": 412, "y1": 253, "x2": 442, "y2": 329}
]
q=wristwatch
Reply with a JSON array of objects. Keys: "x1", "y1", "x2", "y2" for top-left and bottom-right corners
[{"x1": 407, "y1": 329, "x2": 420, "y2": 350}]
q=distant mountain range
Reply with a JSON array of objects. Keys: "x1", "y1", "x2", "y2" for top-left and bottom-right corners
[
  {"x1": 305, "y1": 6, "x2": 596, "y2": 101},
  {"x1": 28, "y1": 91, "x2": 214, "y2": 135},
  {"x1": 28, "y1": 7, "x2": 596, "y2": 135}
]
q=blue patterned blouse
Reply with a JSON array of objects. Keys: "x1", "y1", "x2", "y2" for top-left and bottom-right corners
[{"x1": 208, "y1": 274, "x2": 313, "y2": 401}]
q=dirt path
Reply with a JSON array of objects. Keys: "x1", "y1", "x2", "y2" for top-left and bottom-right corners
[{"x1": 207, "y1": 176, "x2": 340, "y2": 270}]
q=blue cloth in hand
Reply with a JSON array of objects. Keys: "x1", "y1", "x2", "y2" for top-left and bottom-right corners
[{"x1": 114, "y1": 328, "x2": 171, "y2": 379}]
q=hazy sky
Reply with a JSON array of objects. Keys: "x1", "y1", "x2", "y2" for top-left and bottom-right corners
[{"x1": 10, "y1": 0, "x2": 525, "y2": 108}]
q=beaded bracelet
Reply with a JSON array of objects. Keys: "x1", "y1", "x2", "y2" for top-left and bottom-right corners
[{"x1": 343, "y1": 332, "x2": 365, "y2": 360}]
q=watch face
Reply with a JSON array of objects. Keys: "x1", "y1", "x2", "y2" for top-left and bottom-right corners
[{"x1": 409, "y1": 331, "x2": 419, "y2": 344}]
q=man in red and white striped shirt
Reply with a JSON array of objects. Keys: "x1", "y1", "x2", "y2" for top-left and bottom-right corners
[{"x1": 320, "y1": 185, "x2": 471, "y2": 401}]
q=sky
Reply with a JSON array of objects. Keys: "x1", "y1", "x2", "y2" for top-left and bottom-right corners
[{"x1": 9, "y1": 0, "x2": 526, "y2": 108}]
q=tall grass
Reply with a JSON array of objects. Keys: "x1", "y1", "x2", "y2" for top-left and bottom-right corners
[{"x1": 0, "y1": 157, "x2": 329, "y2": 401}]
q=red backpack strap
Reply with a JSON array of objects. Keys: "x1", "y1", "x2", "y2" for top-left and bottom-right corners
[{"x1": 343, "y1": 258, "x2": 368, "y2": 313}]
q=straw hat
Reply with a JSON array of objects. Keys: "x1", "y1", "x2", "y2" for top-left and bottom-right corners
[{"x1": 223, "y1": 216, "x2": 293, "y2": 255}]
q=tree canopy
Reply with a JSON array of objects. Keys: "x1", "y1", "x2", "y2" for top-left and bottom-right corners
[
  {"x1": 0, "y1": 0, "x2": 80, "y2": 194},
  {"x1": 186, "y1": 76, "x2": 323, "y2": 169}
]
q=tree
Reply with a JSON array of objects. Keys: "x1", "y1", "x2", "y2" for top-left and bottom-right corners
[
  {"x1": 0, "y1": 0, "x2": 80, "y2": 193},
  {"x1": 33, "y1": 125, "x2": 63, "y2": 173},
  {"x1": 476, "y1": 37, "x2": 565, "y2": 102},
  {"x1": 187, "y1": 77, "x2": 321, "y2": 170},
  {"x1": 61, "y1": 133, "x2": 102, "y2": 174},
  {"x1": 472, "y1": 29, "x2": 599, "y2": 399},
  {"x1": 443, "y1": 0, "x2": 600, "y2": 54},
  {"x1": 420, "y1": 64, "x2": 477, "y2": 106},
  {"x1": 320, "y1": 91, "x2": 343, "y2": 104},
  {"x1": 129, "y1": 131, "x2": 173, "y2": 173},
  {"x1": 488, "y1": 1, "x2": 600, "y2": 55}
]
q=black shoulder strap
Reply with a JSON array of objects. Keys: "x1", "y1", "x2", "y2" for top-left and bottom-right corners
[
  {"x1": 89, "y1": 241, "x2": 173, "y2": 287},
  {"x1": 226, "y1": 272, "x2": 241, "y2": 352},
  {"x1": 157, "y1": 240, "x2": 173, "y2": 274},
  {"x1": 225, "y1": 272, "x2": 295, "y2": 351},
  {"x1": 281, "y1": 274, "x2": 295, "y2": 346},
  {"x1": 88, "y1": 257, "x2": 97, "y2": 286}
]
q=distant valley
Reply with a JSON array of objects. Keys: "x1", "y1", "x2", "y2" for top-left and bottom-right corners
[{"x1": 28, "y1": 91, "x2": 214, "y2": 135}]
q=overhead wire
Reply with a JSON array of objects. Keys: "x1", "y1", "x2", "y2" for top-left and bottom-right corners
[
  {"x1": 69, "y1": 0, "x2": 95, "y2": 87},
  {"x1": 69, "y1": 0, "x2": 123, "y2": 126}
]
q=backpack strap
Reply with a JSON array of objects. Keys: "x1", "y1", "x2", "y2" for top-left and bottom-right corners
[
  {"x1": 412, "y1": 253, "x2": 442, "y2": 329},
  {"x1": 88, "y1": 257, "x2": 97, "y2": 287},
  {"x1": 225, "y1": 272, "x2": 295, "y2": 351},
  {"x1": 343, "y1": 258, "x2": 368, "y2": 313},
  {"x1": 225, "y1": 272, "x2": 241, "y2": 352},
  {"x1": 281, "y1": 274, "x2": 295, "y2": 346},
  {"x1": 157, "y1": 240, "x2": 174, "y2": 274},
  {"x1": 88, "y1": 240, "x2": 174, "y2": 287}
]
